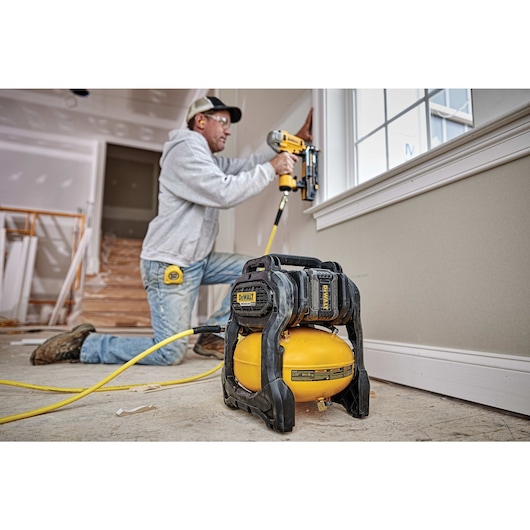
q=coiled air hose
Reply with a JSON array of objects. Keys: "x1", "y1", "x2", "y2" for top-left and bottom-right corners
[{"x1": 0, "y1": 325, "x2": 224, "y2": 425}]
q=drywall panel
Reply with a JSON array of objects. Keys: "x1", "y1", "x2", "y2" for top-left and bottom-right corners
[
  {"x1": 16, "y1": 236, "x2": 38, "y2": 323},
  {"x1": 0, "y1": 148, "x2": 94, "y2": 213},
  {"x1": 0, "y1": 239, "x2": 26, "y2": 318}
]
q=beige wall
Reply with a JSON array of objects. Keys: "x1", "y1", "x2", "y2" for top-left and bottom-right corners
[
  {"x1": 473, "y1": 89, "x2": 530, "y2": 127},
  {"x1": 310, "y1": 155, "x2": 530, "y2": 357}
]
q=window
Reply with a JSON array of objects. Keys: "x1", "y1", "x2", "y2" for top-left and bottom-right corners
[
  {"x1": 309, "y1": 89, "x2": 525, "y2": 231},
  {"x1": 354, "y1": 89, "x2": 473, "y2": 185}
]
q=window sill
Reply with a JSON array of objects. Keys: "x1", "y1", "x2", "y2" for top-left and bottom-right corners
[{"x1": 306, "y1": 103, "x2": 530, "y2": 230}]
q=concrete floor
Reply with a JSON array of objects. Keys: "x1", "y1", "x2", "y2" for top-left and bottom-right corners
[
  {"x1": 1, "y1": 327, "x2": 530, "y2": 442},
  {"x1": 3, "y1": 327, "x2": 527, "y2": 530}
]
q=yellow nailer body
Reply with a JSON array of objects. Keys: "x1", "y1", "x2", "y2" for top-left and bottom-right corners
[{"x1": 266, "y1": 130, "x2": 319, "y2": 201}]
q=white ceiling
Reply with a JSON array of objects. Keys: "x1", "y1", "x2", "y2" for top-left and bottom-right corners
[{"x1": 0, "y1": 88, "x2": 208, "y2": 150}]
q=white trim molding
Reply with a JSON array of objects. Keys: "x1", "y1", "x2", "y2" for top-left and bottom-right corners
[
  {"x1": 364, "y1": 340, "x2": 530, "y2": 417},
  {"x1": 308, "y1": 103, "x2": 530, "y2": 230}
]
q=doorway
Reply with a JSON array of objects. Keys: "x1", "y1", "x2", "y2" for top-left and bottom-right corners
[{"x1": 101, "y1": 144, "x2": 161, "y2": 240}]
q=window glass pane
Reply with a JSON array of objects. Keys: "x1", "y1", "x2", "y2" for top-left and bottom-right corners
[
  {"x1": 356, "y1": 89, "x2": 384, "y2": 138},
  {"x1": 386, "y1": 89, "x2": 424, "y2": 119},
  {"x1": 388, "y1": 103, "x2": 427, "y2": 169},
  {"x1": 357, "y1": 129, "x2": 386, "y2": 184},
  {"x1": 448, "y1": 89, "x2": 470, "y2": 113},
  {"x1": 431, "y1": 115, "x2": 444, "y2": 147},
  {"x1": 430, "y1": 89, "x2": 446, "y2": 106}
]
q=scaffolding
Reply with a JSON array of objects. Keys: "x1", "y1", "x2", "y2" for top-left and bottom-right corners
[{"x1": 0, "y1": 206, "x2": 87, "y2": 326}]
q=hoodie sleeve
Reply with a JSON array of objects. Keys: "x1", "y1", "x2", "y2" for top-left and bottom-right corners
[{"x1": 160, "y1": 132, "x2": 277, "y2": 209}]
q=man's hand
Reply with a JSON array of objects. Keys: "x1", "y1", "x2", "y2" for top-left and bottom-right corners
[
  {"x1": 295, "y1": 108, "x2": 313, "y2": 143},
  {"x1": 270, "y1": 152, "x2": 298, "y2": 175}
]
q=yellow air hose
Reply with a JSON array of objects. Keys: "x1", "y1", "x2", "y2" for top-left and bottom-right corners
[
  {"x1": 264, "y1": 191, "x2": 289, "y2": 254},
  {"x1": 0, "y1": 326, "x2": 224, "y2": 425}
]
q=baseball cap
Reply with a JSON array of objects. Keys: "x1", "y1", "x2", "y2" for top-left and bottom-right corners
[{"x1": 186, "y1": 96, "x2": 242, "y2": 124}]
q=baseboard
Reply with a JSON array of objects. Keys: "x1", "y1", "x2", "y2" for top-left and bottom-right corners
[{"x1": 360, "y1": 339, "x2": 530, "y2": 417}]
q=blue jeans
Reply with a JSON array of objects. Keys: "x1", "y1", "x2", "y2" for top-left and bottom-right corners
[{"x1": 80, "y1": 252, "x2": 251, "y2": 365}]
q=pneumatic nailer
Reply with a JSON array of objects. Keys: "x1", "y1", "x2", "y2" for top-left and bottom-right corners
[{"x1": 267, "y1": 130, "x2": 319, "y2": 201}]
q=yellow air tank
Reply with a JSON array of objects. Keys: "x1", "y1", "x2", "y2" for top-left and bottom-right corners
[{"x1": 233, "y1": 327, "x2": 354, "y2": 403}]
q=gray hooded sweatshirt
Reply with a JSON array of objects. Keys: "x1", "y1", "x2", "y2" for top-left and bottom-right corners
[{"x1": 141, "y1": 128, "x2": 276, "y2": 266}]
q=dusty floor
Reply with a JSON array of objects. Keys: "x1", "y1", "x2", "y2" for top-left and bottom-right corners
[{"x1": 1, "y1": 327, "x2": 530, "y2": 442}]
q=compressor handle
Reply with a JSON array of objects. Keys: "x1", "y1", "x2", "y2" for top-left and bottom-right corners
[
  {"x1": 271, "y1": 254, "x2": 323, "y2": 268},
  {"x1": 243, "y1": 254, "x2": 282, "y2": 273},
  {"x1": 244, "y1": 254, "x2": 323, "y2": 273}
]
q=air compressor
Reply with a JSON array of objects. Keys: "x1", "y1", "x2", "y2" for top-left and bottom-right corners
[{"x1": 221, "y1": 254, "x2": 370, "y2": 433}]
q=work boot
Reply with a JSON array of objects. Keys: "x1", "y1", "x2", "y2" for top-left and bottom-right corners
[
  {"x1": 30, "y1": 323, "x2": 96, "y2": 365},
  {"x1": 193, "y1": 333, "x2": 225, "y2": 360}
]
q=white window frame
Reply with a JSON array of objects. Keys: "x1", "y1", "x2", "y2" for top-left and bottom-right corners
[{"x1": 307, "y1": 89, "x2": 530, "y2": 230}]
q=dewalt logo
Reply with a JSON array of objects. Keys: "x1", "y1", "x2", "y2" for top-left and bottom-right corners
[
  {"x1": 236, "y1": 291, "x2": 257, "y2": 306},
  {"x1": 321, "y1": 283, "x2": 330, "y2": 310}
]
